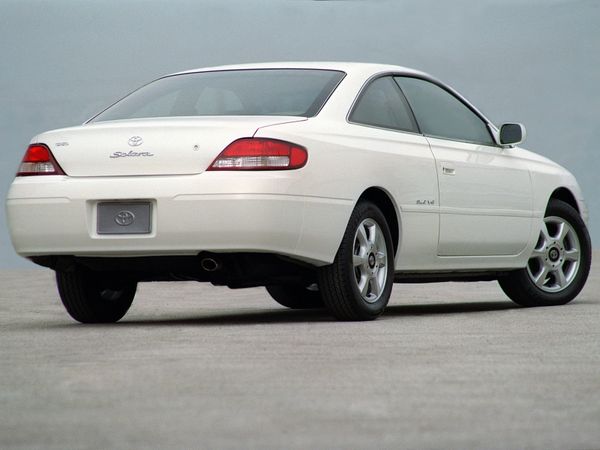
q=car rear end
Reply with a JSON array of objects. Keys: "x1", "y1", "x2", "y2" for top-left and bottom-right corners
[{"x1": 6, "y1": 68, "x2": 347, "y2": 279}]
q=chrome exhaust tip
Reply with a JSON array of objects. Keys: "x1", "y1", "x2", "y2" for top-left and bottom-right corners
[{"x1": 200, "y1": 257, "x2": 220, "y2": 272}]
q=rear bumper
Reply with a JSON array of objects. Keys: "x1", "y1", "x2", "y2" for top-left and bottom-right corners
[{"x1": 6, "y1": 173, "x2": 353, "y2": 266}]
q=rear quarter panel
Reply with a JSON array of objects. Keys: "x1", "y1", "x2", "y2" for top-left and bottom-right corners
[{"x1": 254, "y1": 118, "x2": 440, "y2": 269}]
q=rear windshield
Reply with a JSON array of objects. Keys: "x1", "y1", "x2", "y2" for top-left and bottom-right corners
[{"x1": 90, "y1": 69, "x2": 345, "y2": 122}]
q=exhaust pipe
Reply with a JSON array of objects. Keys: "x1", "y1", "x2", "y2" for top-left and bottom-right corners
[{"x1": 200, "y1": 257, "x2": 220, "y2": 272}]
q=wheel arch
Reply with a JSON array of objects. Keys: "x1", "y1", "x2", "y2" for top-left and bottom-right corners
[
  {"x1": 548, "y1": 187, "x2": 579, "y2": 213},
  {"x1": 357, "y1": 187, "x2": 401, "y2": 256}
]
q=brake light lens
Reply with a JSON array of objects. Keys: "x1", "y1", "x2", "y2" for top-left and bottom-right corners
[
  {"x1": 17, "y1": 144, "x2": 66, "y2": 176},
  {"x1": 208, "y1": 138, "x2": 308, "y2": 171}
]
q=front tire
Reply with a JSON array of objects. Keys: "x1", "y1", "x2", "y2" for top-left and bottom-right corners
[
  {"x1": 56, "y1": 270, "x2": 137, "y2": 323},
  {"x1": 499, "y1": 199, "x2": 591, "y2": 307},
  {"x1": 265, "y1": 284, "x2": 324, "y2": 309},
  {"x1": 318, "y1": 201, "x2": 394, "y2": 320}
]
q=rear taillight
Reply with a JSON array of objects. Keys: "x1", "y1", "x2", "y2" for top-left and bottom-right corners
[
  {"x1": 208, "y1": 138, "x2": 308, "y2": 171},
  {"x1": 17, "y1": 144, "x2": 66, "y2": 176}
]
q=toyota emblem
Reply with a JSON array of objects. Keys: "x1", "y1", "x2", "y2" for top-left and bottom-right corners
[
  {"x1": 114, "y1": 210, "x2": 136, "y2": 226},
  {"x1": 128, "y1": 136, "x2": 143, "y2": 147}
]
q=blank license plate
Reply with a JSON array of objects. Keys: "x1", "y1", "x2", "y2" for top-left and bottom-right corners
[{"x1": 97, "y1": 202, "x2": 152, "y2": 235}]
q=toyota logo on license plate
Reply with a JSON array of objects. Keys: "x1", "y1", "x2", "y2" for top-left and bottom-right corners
[{"x1": 114, "y1": 210, "x2": 136, "y2": 226}]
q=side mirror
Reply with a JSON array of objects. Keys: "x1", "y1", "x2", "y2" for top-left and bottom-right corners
[{"x1": 499, "y1": 123, "x2": 526, "y2": 146}]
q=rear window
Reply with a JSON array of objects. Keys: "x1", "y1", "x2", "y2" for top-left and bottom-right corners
[{"x1": 90, "y1": 69, "x2": 345, "y2": 122}]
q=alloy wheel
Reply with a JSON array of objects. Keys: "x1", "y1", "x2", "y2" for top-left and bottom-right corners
[
  {"x1": 527, "y1": 216, "x2": 580, "y2": 293},
  {"x1": 352, "y1": 218, "x2": 388, "y2": 303}
]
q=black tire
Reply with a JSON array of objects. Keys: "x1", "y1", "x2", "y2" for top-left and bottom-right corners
[
  {"x1": 499, "y1": 199, "x2": 591, "y2": 307},
  {"x1": 55, "y1": 270, "x2": 137, "y2": 323},
  {"x1": 265, "y1": 284, "x2": 325, "y2": 309},
  {"x1": 318, "y1": 201, "x2": 395, "y2": 320}
]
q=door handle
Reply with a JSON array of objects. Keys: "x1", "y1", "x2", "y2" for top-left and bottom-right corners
[{"x1": 442, "y1": 166, "x2": 456, "y2": 176}]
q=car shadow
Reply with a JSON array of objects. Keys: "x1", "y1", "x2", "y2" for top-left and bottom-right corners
[
  {"x1": 385, "y1": 300, "x2": 519, "y2": 316},
  {"x1": 108, "y1": 300, "x2": 519, "y2": 327}
]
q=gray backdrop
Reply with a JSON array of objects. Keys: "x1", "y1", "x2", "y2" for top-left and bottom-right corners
[{"x1": 1, "y1": 0, "x2": 598, "y2": 268}]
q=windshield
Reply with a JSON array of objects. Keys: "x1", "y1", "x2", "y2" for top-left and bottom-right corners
[{"x1": 90, "y1": 69, "x2": 345, "y2": 122}]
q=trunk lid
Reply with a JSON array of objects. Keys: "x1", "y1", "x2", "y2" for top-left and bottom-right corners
[{"x1": 38, "y1": 116, "x2": 306, "y2": 177}]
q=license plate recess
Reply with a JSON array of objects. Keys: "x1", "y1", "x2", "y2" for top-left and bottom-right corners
[{"x1": 97, "y1": 202, "x2": 151, "y2": 235}]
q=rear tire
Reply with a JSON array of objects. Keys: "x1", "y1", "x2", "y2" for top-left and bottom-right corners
[
  {"x1": 318, "y1": 201, "x2": 394, "y2": 320},
  {"x1": 56, "y1": 270, "x2": 137, "y2": 323},
  {"x1": 499, "y1": 199, "x2": 591, "y2": 307},
  {"x1": 265, "y1": 284, "x2": 324, "y2": 309}
]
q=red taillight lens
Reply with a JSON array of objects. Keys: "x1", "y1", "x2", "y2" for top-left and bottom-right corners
[
  {"x1": 208, "y1": 138, "x2": 308, "y2": 171},
  {"x1": 17, "y1": 144, "x2": 66, "y2": 176}
]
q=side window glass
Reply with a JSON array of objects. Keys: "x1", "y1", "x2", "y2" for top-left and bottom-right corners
[
  {"x1": 349, "y1": 77, "x2": 417, "y2": 133},
  {"x1": 395, "y1": 77, "x2": 494, "y2": 145}
]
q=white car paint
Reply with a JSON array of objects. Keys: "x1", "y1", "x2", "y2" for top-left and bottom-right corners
[
  {"x1": 39, "y1": 116, "x2": 307, "y2": 177},
  {"x1": 5, "y1": 62, "x2": 587, "y2": 275}
]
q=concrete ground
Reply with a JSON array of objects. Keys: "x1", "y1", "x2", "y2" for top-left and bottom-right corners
[{"x1": 1, "y1": 253, "x2": 599, "y2": 449}]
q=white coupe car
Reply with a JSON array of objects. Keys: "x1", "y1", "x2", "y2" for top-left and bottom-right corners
[{"x1": 6, "y1": 62, "x2": 591, "y2": 323}]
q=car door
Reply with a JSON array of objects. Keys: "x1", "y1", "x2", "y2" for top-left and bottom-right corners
[{"x1": 395, "y1": 76, "x2": 533, "y2": 257}]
